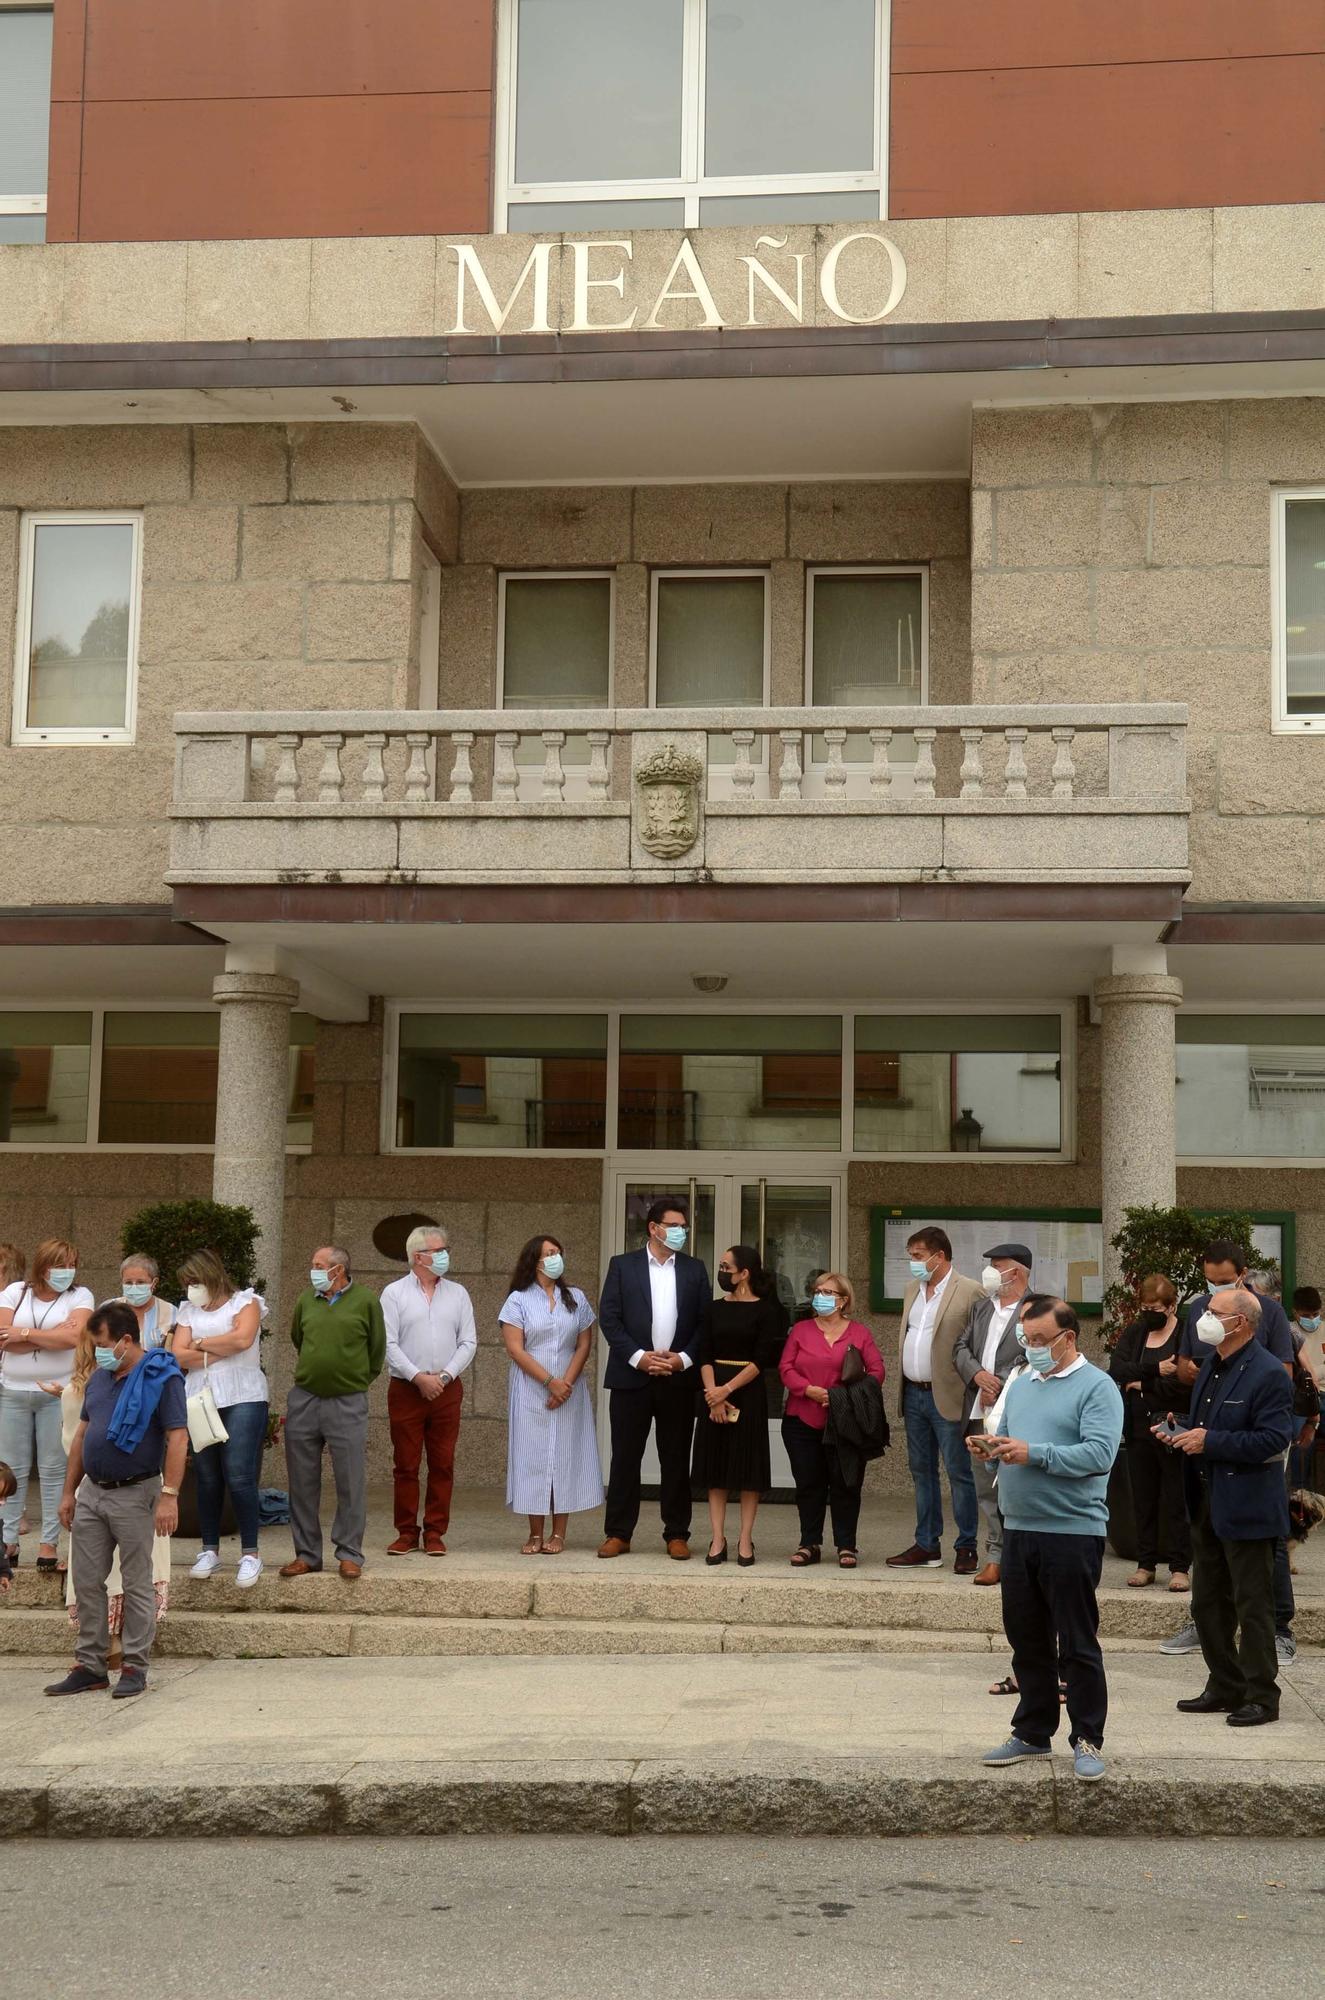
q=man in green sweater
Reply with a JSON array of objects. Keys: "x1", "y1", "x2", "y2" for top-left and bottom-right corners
[
  {"x1": 281, "y1": 1245, "x2": 386, "y2": 1581},
  {"x1": 972, "y1": 1296, "x2": 1123, "y2": 1784}
]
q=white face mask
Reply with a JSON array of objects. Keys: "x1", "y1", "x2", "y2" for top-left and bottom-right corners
[
  {"x1": 186, "y1": 1284, "x2": 210, "y2": 1310},
  {"x1": 1195, "y1": 1312, "x2": 1226, "y2": 1347},
  {"x1": 981, "y1": 1265, "x2": 1002, "y2": 1298}
]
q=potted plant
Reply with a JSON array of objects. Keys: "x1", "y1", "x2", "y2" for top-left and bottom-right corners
[
  {"x1": 119, "y1": 1199, "x2": 263, "y2": 1541},
  {"x1": 1102, "y1": 1205, "x2": 1277, "y2": 1560}
]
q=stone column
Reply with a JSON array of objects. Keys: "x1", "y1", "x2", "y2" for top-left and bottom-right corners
[
  {"x1": 212, "y1": 970, "x2": 300, "y2": 1322},
  {"x1": 1093, "y1": 971, "x2": 1183, "y2": 1286}
]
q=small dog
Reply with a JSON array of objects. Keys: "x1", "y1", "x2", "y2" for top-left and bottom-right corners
[{"x1": 1288, "y1": 1487, "x2": 1325, "y2": 1572}]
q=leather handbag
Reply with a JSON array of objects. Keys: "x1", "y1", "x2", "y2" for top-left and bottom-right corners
[
  {"x1": 840, "y1": 1340, "x2": 865, "y2": 1387},
  {"x1": 187, "y1": 1359, "x2": 229, "y2": 1451}
]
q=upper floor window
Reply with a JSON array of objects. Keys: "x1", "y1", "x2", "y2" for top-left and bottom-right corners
[
  {"x1": 13, "y1": 513, "x2": 142, "y2": 745},
  {"x1": 1274, "y1": 490, "x2": 1325, "y2": 732},
  {"x1": 499, "y1": 0, "x2": 884, "y2": 232},
  {"x1": 0, "y1": 6, "x2": 52, "y2": 244}
]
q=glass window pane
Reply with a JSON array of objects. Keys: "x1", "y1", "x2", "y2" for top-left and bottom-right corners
[
  {"x1": 287, "y1": 1013, "x2": 316, "y2": 1148},
  {"x1": 396, "y1": 1014, "x2": 608, "y2": 1149},
  {"x1": 619, "y1": 1015, "x2": 840, "y2": 1150},
  {"x1": 655, "y1": 575, "x2": 766, "y2": 710},
  {"x1": 854, "y1": 1017, "x2": 1061, "y2": 1153},
  {"x1": 0, "y1": 9, "x2": 52, "y2": 199},
  {"x1": 812, "y1": 572, "x2": 924, "y2": 707},
  {"x1": 704, "y1": 0, "x2": 876, "y2": 177},
  {"x1": 0, "y1": 1011, "x2": 91, "y2": 1145},
  {"x1": 699, "y1": 191, "x2": 879, "y2": 227},
  {"x1": 1284, "y1": 497, "x2": 1325, "y2": 718},
  {"x1": 515, "y1": 0, "x2": 684, "y2": 183},
  {"x1": 502, "y1": 577, "x2": 612, "y2": 710},
  {"x1": 1177, "y1": 1022, "x2": 1325, "y2": 1158},
  {"x1": 739, "y1": 1181, "x2": 834, "y2": 1320},
  {"x1": 0, "y1": 215, "x2": 46, "y2": 244},
  {"x1": 99, "y1": 1013, "x2": 220, "y2": 1146},
  {"x1": 26, "y1": 521, "x2": 136, "y2": 732},
  {"x1": 508, "y1": 199, "x2": 686, "y2": 231}
]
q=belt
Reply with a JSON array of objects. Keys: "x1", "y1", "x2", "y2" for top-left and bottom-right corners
[
  {"x1": 87, "y1": 1471, "x2": 158, "y2": 1490},
  {"x1": 905, "y1": 1378, "x2": 933, "y2": 1391}
]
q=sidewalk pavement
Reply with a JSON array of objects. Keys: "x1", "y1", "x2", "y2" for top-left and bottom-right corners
[{"x1": 3, "y1": 1643, "x2": 1323, "y2": 1840}]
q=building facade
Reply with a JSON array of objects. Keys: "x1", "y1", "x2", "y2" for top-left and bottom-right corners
[{"x1": 3, "y1": 2, "x2": 1325, "y2": 1491}]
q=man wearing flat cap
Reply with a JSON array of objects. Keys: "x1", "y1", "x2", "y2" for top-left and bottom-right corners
[{"x1": 953, "y1": 1244, "x2": 1035, "y2": 1585}]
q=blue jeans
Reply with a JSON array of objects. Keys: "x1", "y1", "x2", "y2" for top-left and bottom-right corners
[
  {"x1": 902, "y1": 1381, "x2": 978, "y2": 1552},
  {"x1": 0, "y1": 1387, "x2": 67, "y2": 1547},
  {"x1": 193, "y1": 1398, "x2": 267, "y2": 1552}
]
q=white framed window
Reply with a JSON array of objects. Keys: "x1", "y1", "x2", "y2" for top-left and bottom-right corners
[
  {"x1": 497, "y1": 569, "x2": 615, "y2": 794},
  {"x1": 650, "y1": 566, "x2": 770, "y2": 780},
  {"x1": 13, "y1": 512, "x2": 143, "y2": 745},
  {"x1": 496, "y1": 0, "x2": 888, "y2": 232},
  {"x1": 1273, "y1": 488, "x2": 1325, "y2": 732},
  {"x1": 1177, "y1": 1008, "x2": 1325, "y2": 1164},
  {"x1": 0, "y1": 5, "x2": 52, "y2": 244},
  {"x1": 804, "y1": 563, "x2": 927, "y2": 790}
]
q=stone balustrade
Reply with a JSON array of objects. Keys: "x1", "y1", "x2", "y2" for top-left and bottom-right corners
[{"x1": 170, "y1": 704, "x2": 1189, "y2": 886}]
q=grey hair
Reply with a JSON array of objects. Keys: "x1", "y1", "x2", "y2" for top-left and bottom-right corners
[
  {"x1": 405, "y1": 1224, "x2": 447, "y2": 1260},
  {"x1": 1214, "y1": 1286, "x2": 1261, "y2": 1326},
  {"x1": 120, "y1": 1252, "x2": 159, "y2": 1283},
  {"x1": 320, "y1": 1244, "x2": 352, "y2": 1276}
]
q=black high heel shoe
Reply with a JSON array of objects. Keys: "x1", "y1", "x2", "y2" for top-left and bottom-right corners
[
  {"x1": 705, "y1": 1541, "x2": 728, "y2": 1566},
  {"x1": 736, "y1": 1543, "x2": 756, "y2": 1568}
]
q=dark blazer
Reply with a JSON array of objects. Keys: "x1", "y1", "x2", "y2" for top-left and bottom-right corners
[
  {"x1": 1183, "y1": 1338, "x2": 1294, "y2": 1541},
  {"x1": 598, "y1": 1247, "x2": 711, "y2": 1393},
  {"x1": 953, "y1": 1291, "x2": 1033, "y2": 1425},
  {"x1": 1179, "y1": 1288, "x2": 1293, "y2": 1365}
]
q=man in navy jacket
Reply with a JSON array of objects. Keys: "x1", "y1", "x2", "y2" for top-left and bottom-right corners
[
  {"x1": 597, "y1": 1198, "x2": 710, "y2": 1560},
  {"x1": 1166, "y1": 1288, "x2": 1294, "y2": 1728}
]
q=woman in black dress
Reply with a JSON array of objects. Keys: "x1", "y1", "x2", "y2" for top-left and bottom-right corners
[
  {"x1": 1108, "y1": 1271, "x2": 1191, "y2": 1592},
  {"x1": 693, "y1": 1246, "x2": 788, "y2": 1568}
]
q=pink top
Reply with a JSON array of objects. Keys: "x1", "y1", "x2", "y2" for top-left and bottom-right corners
[{"x1": 779, "y1": 1319, "x2": 885, "y2": 1432}]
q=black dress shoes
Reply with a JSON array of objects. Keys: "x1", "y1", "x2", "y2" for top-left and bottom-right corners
[
  {"x1": 705, "y1": 1542, "x2": 728, "y2": 1566},
  {"x1": 1227, "y1": 1703, "x2": 1278, "y2": 1727},
  {"x1": 1176, "y1": 1692, "x2": 1236, "y2": 1714}
]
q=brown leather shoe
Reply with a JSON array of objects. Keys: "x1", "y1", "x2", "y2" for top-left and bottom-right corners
[
  {"x1": 423, "y1": 1534, "x2": 447, "y2": 1556},
  {"x1": 954, "y1": 1548, "x2": 979, "y2": 1576},
  {"x1": 387, "y1": 1535, "x2": 419, "y2": 1556},
  {"x1": 885, "y1": 1544, "x2": 941, "y2": 1569},
  {"x1": 597, "y1": 1537, "x2": 631, "y2": 1558},
  {"x1": 973, "y1": 1562, "x2": 1001, "y2": 1586},
  {"x1": 279, "y1": 1558, "x2": 321, "y2": 1578},
  {"x1": 338, "y1": 1559, "x2": 363, "y2": 1579},
  {"x1": 666, "y1": 1539, "x2": 691, "y2": 1561}
]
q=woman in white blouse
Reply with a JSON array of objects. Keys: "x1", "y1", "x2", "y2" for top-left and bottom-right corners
[
  {"x1": 117, "y1": 1253, "x2": 177, "y2": 1351},
  {"x1": 500, "y1": 1234, "x2": 603, "y2": 1554},
  {"x1": 0, "y1": 1237, "x2": 93, "y2": 1571},
  {"x1": 173, "y1": 1248, "x2": 269, "y2": 1590}
]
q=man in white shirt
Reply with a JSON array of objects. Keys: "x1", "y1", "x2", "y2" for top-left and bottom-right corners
[
  {"x1": 380, "y1": 1225, "x2": 477, "y2": 1556},
  {"x1": 887, "y1": 1226, "x2": 984, "y2": 1573},
  {"x1": 953, "y1": 1242, "x2": 1035, "y2": 1585}
]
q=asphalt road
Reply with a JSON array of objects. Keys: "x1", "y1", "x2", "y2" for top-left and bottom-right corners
[{"x1": 9, "y1": 1834, "x2": 1322, "y2": 1999}]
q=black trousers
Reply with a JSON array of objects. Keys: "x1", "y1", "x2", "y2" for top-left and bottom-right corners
[
  {"x1": 1190, "y1": 1500, "x2": 1279, "y2": 1713},
  {"x1": 1002, "y1": 1528, "x2": 1107, "y2": 1749},
  {"x1": 1128, "y1": 1431, "x2": 1192, "y2": 1572},
  {"x1": 781, "y1": 1414, "x2": 863, "y2": 1552},
  {"x1": 604, "y1": 1378, "x2": 695, "y2": 1543}
]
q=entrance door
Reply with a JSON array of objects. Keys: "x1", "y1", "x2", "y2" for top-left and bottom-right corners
[{"x1": 604, "y1": 1171, "x2": 840, "y2": 1490}]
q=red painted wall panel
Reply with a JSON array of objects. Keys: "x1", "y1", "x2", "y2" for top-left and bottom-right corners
[
  {"x1": 892, "y1": 0, "x2": 1325, "y2": 73},
  {"x1": 890, "y1": 55, "x2": 1325, "y2": 219}
]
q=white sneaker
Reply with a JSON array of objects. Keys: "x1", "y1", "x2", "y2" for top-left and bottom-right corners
[
  {"x1": 190, "y1": 1550, "x2": 221, "y2": 1579},
  {"x1": 235, "y1": 1555, "x2": 263, "y2": 1590}
]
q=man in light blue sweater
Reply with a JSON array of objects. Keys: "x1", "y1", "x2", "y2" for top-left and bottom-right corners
[{"x1": 972, "y1": 1296, "x2": 1123, "y2": 1783}]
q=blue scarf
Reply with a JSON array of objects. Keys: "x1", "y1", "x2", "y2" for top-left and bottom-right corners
[{"x1": 106, "y1": 1349, "x2": 184, "y2": 1454}]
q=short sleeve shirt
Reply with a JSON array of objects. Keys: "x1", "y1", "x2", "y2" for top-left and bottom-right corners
[{"x1": 81, "y1": 1365, "x2": 188, "y2": 1483}]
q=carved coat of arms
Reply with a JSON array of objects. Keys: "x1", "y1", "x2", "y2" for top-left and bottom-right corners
[{"x1": 634, "y1": 742, "x2": 703, "y2": 859}]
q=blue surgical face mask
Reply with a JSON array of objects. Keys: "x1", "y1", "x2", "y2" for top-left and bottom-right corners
[
  {"x1": 310, "y1": 1269, "x2": 332, "y2": 1293},
  {"x1": 908, "y1": 1258, "x2": 931, "y2": 1281},
  {"x1": 541, "y1": 1253, "x2": 565, "y2": 1280},
  {"x1": 93, "y1": 1344, "x2": 122, "y2": 1372},
  {"x1": 812, "y1": 1292, "x2": 839, "y2": 1316},
  {"x1": 121, "y1": 1283, "x2": 153, "y2": 1309},
  {"x1": 1299, "y1": 1316, "x2": 1321, "y2": 1333},
  {"x1": 46, "y1": 1268, "x2": 76, "y2": 1293},
  {"x1": 1024, "y1": 1344, "x2": 1056, "y2": 1375},
  {"x1": 663, "y1": 1226, "x2": 687, "y2": 1253},
  {"x1": 430, "y1": 1250, "x2": 450, "y2": 1277}
]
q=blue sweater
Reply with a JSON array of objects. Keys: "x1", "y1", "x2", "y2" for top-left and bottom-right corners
[{"x1": 996, "y1": 1360, "x2": 1124, "y2": 1537}]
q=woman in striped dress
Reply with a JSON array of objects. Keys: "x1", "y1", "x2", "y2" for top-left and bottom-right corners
[{"x1": 500, "y1": 1235, "x2": 604, "y2": 1554}]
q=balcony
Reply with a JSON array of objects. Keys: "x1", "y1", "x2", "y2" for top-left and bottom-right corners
[{"x1": 170, "y1": 704, "x2": 1189, "y2": 888}]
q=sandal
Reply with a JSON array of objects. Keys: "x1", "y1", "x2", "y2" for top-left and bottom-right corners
[
  {"x1": 1128, "y1": 1568, "x2": 1156, "y2": 1588},
  {"x1": 521, "y1": 1533, "x2": 544, "y2": 1556},
  {"x1": 35, "y1": 1555, "x2": 62, "y2": 1574},
  {"x1": 838, "y1": 1549, "x2": 859, "y2": 1569},
  {"x1": 542, "y1": 1534, "x2": 565, "y2": 1556},
  {"x1": 990, "y1": 1675, "x2": 1019, "y2": 1696},
  {"x1": 1168, "y1": 1571, "x2": 1190, "y2": 1593},
  {"x1": 789, "y1": 1545, "x2": 821, "y2": 1567}
]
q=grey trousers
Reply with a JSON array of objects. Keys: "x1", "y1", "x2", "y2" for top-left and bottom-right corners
[
  {"x1": 72, "y1": 1475, "x2": 160, "y2": 1676},
  {"x1": 969, "y1": 1435, "x2": 1004, "y2": 1564},
  {"x1": 285, "y1": 1385, "x2": 368, "y2": 1567}
]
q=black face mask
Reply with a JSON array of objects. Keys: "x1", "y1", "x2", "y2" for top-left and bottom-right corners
[
  {"x1": 717, "y1": 1271, "x2": 736, "y2": 1293},
  {"x1": 1140, "y1": 1308, "x2": 1169, "y2": 1333}
]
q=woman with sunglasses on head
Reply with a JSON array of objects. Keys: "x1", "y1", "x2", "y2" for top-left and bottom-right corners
[
  {"x1": 692, "y1": 1245, "x2": 788, "y2": 1568},
  {"x1": 779, "y1": 1272, "x2": 884, "y2": 1570}
]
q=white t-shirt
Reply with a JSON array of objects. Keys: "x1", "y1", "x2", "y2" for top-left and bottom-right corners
[
  {"x1": 174, "y1": 1288, "x2": 269, "y2": 1410},
  {"x1": 0, "y1": 1281, "x2": 93, "y2": 1392}
]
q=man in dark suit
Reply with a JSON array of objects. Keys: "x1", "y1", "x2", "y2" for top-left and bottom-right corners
[
  {"x1": 597, "y1": 1197, "x2": 710, "y2": 1561},
  {"x1": 1166, "y1": 1287, "x2": 1294, "y2": 1728},
  {"x1": 953, "y1": 1242, "x2": 1036, "y2": 1585}
]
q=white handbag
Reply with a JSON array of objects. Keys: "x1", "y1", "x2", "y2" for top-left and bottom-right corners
[{"x1": 187, "y1": 1358, "x2": 229, "y2": 1451}]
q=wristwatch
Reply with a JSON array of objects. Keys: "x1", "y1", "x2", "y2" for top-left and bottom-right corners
[{"x1": 160, "y1": 1484, "x2": 180, "y2": 1497}]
